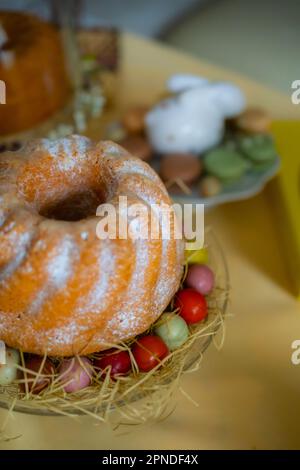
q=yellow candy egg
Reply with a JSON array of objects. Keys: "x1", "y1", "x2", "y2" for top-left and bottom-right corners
[{"x1": 185, "y1": 247, "x2": 208, "y2": 265}]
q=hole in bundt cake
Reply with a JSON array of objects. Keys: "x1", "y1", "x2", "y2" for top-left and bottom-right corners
[{"x1": 39, "y1": 189, "x2": 104, "y2": 222}]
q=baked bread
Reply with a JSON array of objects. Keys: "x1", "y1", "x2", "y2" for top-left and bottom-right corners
[
  {"x1": 0, "y1": 136, "x2": 184, "y2": 355},
  {"x1": 0, "y1": 11, "x2": 71, "y2": 135}
]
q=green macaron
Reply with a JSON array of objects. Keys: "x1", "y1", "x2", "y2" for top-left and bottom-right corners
[
  {"x1": 238, "y1": 134, "x2": 277, "y2": 167},
  {"x1": 204, "y1": 147, "x2": 249, "y2": 183}
]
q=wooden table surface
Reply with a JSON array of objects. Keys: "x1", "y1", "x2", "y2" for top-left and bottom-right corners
[{"x1": 1, "y1": 33, "x2": 300, "y2": 450}]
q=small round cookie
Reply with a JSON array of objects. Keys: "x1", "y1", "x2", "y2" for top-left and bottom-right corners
[
  {"x1": 234, "y1": 108, "x2": 271, "y2": 134},
  {"x1": 0, "y1": 136, "x2": 184, "y2": 356},
  {"x1": 120, "y1": 135, "x2": 153, "y2": 161},
  {"x1": 122, "y1": 106, "x2": 148, "y2": 134},
  {"x1": 160, "y1": 153, "x2": 202, "y2": 184},
  {"x1": 204, "y1": 147, "x2": 249, "y2": 183}
]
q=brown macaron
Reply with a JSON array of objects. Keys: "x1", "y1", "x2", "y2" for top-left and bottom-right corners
[
  {"x1": 160, "y1": 153, "x2": 202, "y2": 184},
  {"x1": 234, "y1": 108, "x2": 271, "y2": 134},
  {"x1": 120, "y1": 135, "x2": 153, "y2": 161},
  {"x1": 122, "y1": 106, "x2": 149, "y2": 134}
]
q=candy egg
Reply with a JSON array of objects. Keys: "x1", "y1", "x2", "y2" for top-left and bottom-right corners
[
  {"x1": 0, "y1": 347, "x2": 20, "y2": 386},
  {"x1": 94, "y1": 349, "x2": 131, "y2": 379},
  {"x1": 155, "y1": 313, "x2": 189, "y2": 351},
  {"x1": 185, "y1": 247, "x2": 208, "y2": 265},
  {"x1": 186, "y1": 264, "x2": 215, "y2": 295},
  {"x1": 175, "y1": 288, "x2": 208, "y2": 324},
  {"x1": 132, "y1": 335, "x2": 169, "y2": 372},
  {"x1": 105, "y1": 121, "x2": 127, "y2": 142},
  {"x1": 234, "y1": 108, "x2": 271, "y2": 134},
  {"x1": 22, "y1": 356, "x2": 55, "y2": 394},
  {"x1": 120, "y1": 135, "x2": 153, "y2": 161},
  {"x1": 58, "y1": 357, "x2": 92, "y2": 393},
  {"x1": 160, "y1": 153, "x2": 202, "y2": 184}
]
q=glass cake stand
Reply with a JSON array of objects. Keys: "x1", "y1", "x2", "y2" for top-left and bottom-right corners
[{"x1": 0, "y1": 230, "x2": 229, "y2": 417}]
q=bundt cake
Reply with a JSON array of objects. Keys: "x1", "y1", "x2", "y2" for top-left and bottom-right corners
[
  {"x1": 0, "y1": 136, "x2": 184, "y2": 356},
  {"x1": 0, "y1": 11, "x2": 71, "y2": 136}
]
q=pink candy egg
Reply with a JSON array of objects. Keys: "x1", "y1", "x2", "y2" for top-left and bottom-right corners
[
  {"x1": 58, "y1": 357, "x2": 92, "y2": 393},
  {"x1": 186, "y1": 264, "x2": 215, "y2": 295}
]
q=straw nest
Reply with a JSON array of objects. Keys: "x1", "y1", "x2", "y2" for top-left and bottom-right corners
[{"x1": 0, "y1": 234, "x2": 229, "y2": 440}]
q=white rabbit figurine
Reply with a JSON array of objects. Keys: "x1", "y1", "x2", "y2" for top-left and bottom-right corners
[{"x1": 145, "y1": 74, "x2": 246, "y2": 155}]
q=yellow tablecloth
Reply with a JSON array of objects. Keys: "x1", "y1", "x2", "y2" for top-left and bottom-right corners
[{"x1": 1, "y1": 33, "x2": 300, "y2": 450}]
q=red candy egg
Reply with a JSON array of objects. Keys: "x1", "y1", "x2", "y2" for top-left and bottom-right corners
[
  {"x1": 94, "y1": 349, "x2": 131, "y2": 379},
  {"x1": 132, "y1": 335, "x2": 169, "y2": 372},
  {"x1": 186, "y1": 264, "x2": 215, "y2": 295},
  {"x1": 22, "y1": 356, "x2": 55, "y2": 394},
  {"x1": 175, "y1": 288, "x2": 208, "y2": 324}
]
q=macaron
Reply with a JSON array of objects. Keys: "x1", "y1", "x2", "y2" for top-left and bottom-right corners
[
  {"x1": 160, "y1": 153, "x2": 202, "y2": 184},
  {"x1": 120, "y1": 135, "x2": 153, "y2": 161},
  {"x1": 204, "y1": 147, "x2": 249, "y2": 183},
  {"x1": 0, "y1": 347, "x2": 20, "y2": 386},
  {"x1": 165, "y1": 182, "x2": 193, "y2": 196},
  {"x1": 234, "y1": 108, "x2": 271, "y2": 134},
  {"x1": 238, "y1": 134, "x2": 277, "y2": 167}
]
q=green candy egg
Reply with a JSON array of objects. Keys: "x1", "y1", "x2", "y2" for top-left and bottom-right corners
[
  {"x1": 155, "y1": 314, "x2": 189, "y2": 351},
  {"x1": 0, "y1": 347, "x2": 20, "y2": 386}
]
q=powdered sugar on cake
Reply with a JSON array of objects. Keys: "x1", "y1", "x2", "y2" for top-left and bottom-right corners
[
  {"x1": 40, "y1": 135, "x2": 91, "y2": 171},
  {"x1": 0, "y1": 137, "x2": 184, "y2": 355}
]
